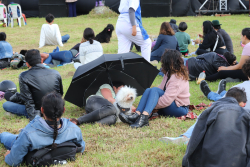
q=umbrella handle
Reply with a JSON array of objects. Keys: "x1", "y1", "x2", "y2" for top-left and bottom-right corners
[{"x1": 120, "y1": 57, "x2": 124, "y2": 70}]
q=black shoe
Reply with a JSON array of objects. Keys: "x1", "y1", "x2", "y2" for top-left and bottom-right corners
[
  {"x1": 119, "y1": 112, "x2": 139, "y2": 124},
  {"x1": 130, "y1": 114, "x2": 149, "y2": 128},
  {"x1": 217, "y1": 79, "x2": 226, "y2": 94},
  {"x1": 200, "y1": 80, "x2": 211, "y2": 97}
]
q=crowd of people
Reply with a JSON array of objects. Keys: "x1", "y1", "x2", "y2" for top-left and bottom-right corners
[{"x1": 0, "y1": 0, "x2": 250, "y2": 166}]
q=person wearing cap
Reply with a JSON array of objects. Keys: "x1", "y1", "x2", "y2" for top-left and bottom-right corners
[
  {"x1": 2, "y1": 49, "x2": 63, "y2": 121},
  {"x1": 169, "y1": 19, "x2": 179, "y2": 33},
  {"x1": 212, "y1": 20, "x2": 234, "y2": 54}
]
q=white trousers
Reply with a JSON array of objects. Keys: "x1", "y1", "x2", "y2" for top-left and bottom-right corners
[{"x1": 116, "y1": 20, "x2": 151, "y2": 62}]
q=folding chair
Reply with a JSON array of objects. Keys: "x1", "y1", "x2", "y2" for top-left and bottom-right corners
[{"x1": 8, "y1": 3, "x2": 25, "y2": 28}]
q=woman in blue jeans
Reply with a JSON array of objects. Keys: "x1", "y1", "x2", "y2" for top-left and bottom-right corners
[
  {"x1": 43, "y1": 50, "x2": 73, "y2": 65},
  {"x1": 0, "y1": 92, "x2": 85, "y2": 166},
  {"x1": 119, "y1": 49, "x2": 190, "y2": 128}
]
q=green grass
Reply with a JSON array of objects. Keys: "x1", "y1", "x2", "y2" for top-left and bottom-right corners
[{"x1": 0, "y1": 14, "x2": 248, "y2": 166}]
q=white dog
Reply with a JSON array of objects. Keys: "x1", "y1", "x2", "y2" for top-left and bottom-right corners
[{"x1": 114, "y1": 86, "x2": 137, "y2": 122}]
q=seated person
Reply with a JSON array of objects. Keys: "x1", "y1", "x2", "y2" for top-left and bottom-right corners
[
  {"x1": 70, "y1": 82, "x2": 135, "y2": 126},
  {"x1": 195, "y1": 21, "x2": 227, "y2": 55},
  {"x1": 212, "y1": 20, "x2": 234, "y2": 54},
  {"x1": 3, "y1": 49, "x2": 63, "y2": 120},
  {"x1": 0, "y1": 92, "x2": 85, "y2": 167},
  {"x1": 205, "y1": 28, "x2": 250, "y2": 82},
  {"x1": 169, "y1": 19, "x2": 179, "y2": 33},
  {"x1": 184, "y1": 52, "x2": 236, "y2": 80},
  {"x1": 175, "y1": 22, "x2": 190, "y2": 56},
  {"x1": 150, "y1": 22, "x2": 179, "y2": 62},
  {"x1": 200, "y1": 59, "x2": 250, "y2": 106},
  {"x1": 74, "y1": 28, "x2": 103, "y2": 69},
  {"x1": 120, "y1": 50, "x2": 190, "y2": 128},
  {"x1": 182, "y1": 87, "x2": 249, "y2": 167},
  {"x1": 39, "y1": 13, "x2": 70, "y2": 48},
  {"x1": 0, "y1": 32, "x2": 13, "y2": 69}
]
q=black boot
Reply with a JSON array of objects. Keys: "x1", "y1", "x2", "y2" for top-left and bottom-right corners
[
  {"x1": 130, "y1": 114, "x2": 149, "y2": 128},
  {"x1": 119, "y1": 112, "x2": 139, "y2": 124}
]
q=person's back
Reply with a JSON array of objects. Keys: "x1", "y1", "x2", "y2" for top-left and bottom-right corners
[
  {"x1": 175, "y1": 22, "x2": 190, "y2": 53},
  {"x1": 218, "y1": 29, "x2": 234, "y2": 53},
  {"x1": 183, "y1": 89, "x2": 250, "y2": 167},
  {"x1": 0, "y1": 32, "x2": 13, "y2": 60},
  {"x1": 2, "y1": 92, "x2": 85, "y2": 166},
  {"x1": 169, "y1": 19, "x2": 178, "y2": 33},
  {"x1": 187, "y1": 52, "x2": 233, "y2": 79},
  {"x1": 152, "y1": 34, "x2": 178, "y2": 56},
  {"x1": 79, "y1": 40, "x2": 103, "y2": 65}
]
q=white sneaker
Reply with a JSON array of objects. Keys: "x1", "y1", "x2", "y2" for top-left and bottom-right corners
[{"x1": 159, "y1": 137, "x2": 189, "y2": 145}]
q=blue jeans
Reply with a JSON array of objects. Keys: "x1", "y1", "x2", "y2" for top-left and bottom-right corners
[
  {"x1": 207, "y1": 90, "x2": 227, "y2": 101},
  {"x1": 181, "y1": 122, "x2": 196, "y2": 138},
  {"x1": 44, "y1": 51, "x2": 73, "y2": 65},
  {"x1": 137, "y1": 87, "x2": 188, "y2": 117},
  {"x1": 62, "y1": 34, "x2": 70, "y2": 43},
  {"x1": 0, "y1": 132, "x2": 17, "y2": 150},
  {"x1": 3, "y1": 101, "x2": 29, "y2": 117},
  {"x1": 150, "y1": 55, "x2": 161, "y2": 62},
  {"x1": 183, "y1": 58, "x2": 188, "y2": 66}
]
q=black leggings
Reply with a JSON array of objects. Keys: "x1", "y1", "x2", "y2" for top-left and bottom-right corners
[
  {"x1": 196, "y1": 48, "x2": 228, "y2": 55},
  {"x1": 205, "y1": 69, "x2": 248, "y2": 81},
  {"x1": 77, "y1": 96, "x2": 117, "y2": 125}
]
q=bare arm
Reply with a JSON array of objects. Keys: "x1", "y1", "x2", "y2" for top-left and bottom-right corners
[{"x1": 101, "y1": 88, "x2": 115, "y2": 103}]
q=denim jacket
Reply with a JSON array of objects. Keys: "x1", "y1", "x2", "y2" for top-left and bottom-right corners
[
  {"x1": 0, "y1": 41, "x2": 13, "y2": 59},
  {"x1": 5, "y1": 116, "x2": 85, "y2": 167}
]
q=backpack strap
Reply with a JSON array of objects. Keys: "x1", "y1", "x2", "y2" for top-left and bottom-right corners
[{"x1": 213, "y1": 35, "x2": 219, "y2": 52}]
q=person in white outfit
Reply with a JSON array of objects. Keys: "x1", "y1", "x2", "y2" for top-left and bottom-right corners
[
  {"x1": 116, "y1": 0, "x2": 151, "y2": 62},
  {"x1": 74, "y1": 28, "x2": 103, "y2": 69},
  {"x1": 39, "y1": 13, "x2": 70, "y2": 48}
]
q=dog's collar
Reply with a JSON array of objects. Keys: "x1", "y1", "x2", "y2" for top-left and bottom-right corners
[{"x1": 116, "y1": 103, "x2": 130, "y2": 113}]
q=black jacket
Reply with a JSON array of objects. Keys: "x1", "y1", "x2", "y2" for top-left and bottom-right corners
[
  {"x1": 10, "y1": 64, "x2": 63, "y2": 120},
  {"x1": 170, "y1": 19, "x2": 179, "y2": 33},
  {"x1": 182, "y1": 97, "x2": 250, "y2": 167},
  {"x1": 187, "y1": 52, "x2": 230, "y2": 80}
]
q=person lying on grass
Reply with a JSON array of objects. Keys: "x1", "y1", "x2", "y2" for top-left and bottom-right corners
[
  {"x1": 119, "y1": 49, "x2": 190, "y2": 128},
  {"x1": 70, "y1": 82, "x2": 136, "y2": 126},
  {"x1": 182, "y1": 87, "x2": 249, "y2": 167},
  {"x1": 183, "y1": 51, "x2": 236, "y2": 80},
  {"x1": 1, "y1": 92, "x2": 85, "y2": 167}
]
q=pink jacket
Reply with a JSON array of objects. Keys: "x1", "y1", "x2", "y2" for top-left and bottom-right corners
[{"x1": 155, "y1": 74, "x2": 190, "y2": 109}]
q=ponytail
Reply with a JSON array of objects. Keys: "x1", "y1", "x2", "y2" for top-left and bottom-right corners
[
  {"x1": 89, "y1": 38, "x2": 93, "y2": 44},
  {"x1": 41, "y1": 92, "x2": 65, "y2": 149},
  {"x1": 83, "y1": 28, "x2": 95, "y2": 45}
]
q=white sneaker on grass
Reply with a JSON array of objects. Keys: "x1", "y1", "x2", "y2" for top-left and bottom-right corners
[{"x1": 159, "y1": 137, "x2": 189, "y2": 145}]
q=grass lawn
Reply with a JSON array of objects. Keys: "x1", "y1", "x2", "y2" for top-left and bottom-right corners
[{"x1": 0, "y1": 14, "x2": 248, "y2": 166}]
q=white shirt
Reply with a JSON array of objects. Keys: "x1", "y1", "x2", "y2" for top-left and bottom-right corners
[
  {"x1": 118, "y1": 0, "x2": 139, "y2": 23},
  {"x1": 39, "y1": 24, "x2": 63, "y2": 48},
  {"x1": 79, "y1": 40, "x2": 103, "y2": 65}
]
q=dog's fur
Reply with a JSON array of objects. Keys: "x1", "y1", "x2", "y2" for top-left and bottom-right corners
[
  {"x1": 114, "y1": 86, "x2": 137, "y2": 122},
  {"x1": 95, "y1": 24, "x2": 114, "y2": 43}
]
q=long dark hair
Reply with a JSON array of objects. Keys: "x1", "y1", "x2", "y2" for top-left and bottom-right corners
[
  {"x1": 42, "y1": 92, "x2": 65, "y2": 148},
  {"x1": 203, "y1": 21, "x2": 218, "y2": 43},
  {"x1": 161, "y1": 49, "x2": 189, "y2": 81},
  {"x1": 83, "y1": 28, "x2": 95, "y2": 44}
]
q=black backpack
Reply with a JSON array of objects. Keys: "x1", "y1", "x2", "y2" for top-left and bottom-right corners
[{"x1": 24, "y1": 142, "x2": 83, "y2": 167}]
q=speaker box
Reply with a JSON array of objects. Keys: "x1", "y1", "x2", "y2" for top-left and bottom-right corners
[
  {"x1": 39, "y1": 5, "x2": 67, "y2": 18},
  {"x1": 39, "y1": 0, "x2": 66, "y2": 5},
  {"x1": 141, "y1": 0, "x2": 172, "y2": 17}
]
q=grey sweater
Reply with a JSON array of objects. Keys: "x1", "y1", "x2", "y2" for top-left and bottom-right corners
[{"x1": 218, "y1": 29, "x2": 234, "y2": 53}]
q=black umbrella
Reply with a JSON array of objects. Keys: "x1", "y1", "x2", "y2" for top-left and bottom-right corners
[{"x1": 64, "y1": 52, "x2": 159, "y2": 107}]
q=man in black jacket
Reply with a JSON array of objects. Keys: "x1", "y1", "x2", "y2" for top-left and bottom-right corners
[
  {"x1": 169, "y1": 19, "x2": 179, "y2": 33},
  {"x1": 184, "y1": 52, "x2": 236, "y2": 80},
  {"x1": 3, "y1": 49, "x2": 63, "y2": 120}
]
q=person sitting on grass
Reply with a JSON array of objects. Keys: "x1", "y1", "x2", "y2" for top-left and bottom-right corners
[
  {"x1": 39, "y1": 13, "x2": 70, "y2": 48},
  {"x1": 175, "y1": 22, "x2": 190, "y2": 56},
  {"x1": 70, "y1": 82, "x2": 136, "y2": 126},
  {"x1": 119, "y1": 49, "x2": 190, "y2": 128},
  {"x1": 212, "y1": 20, "x2": 234, "y2": 54},
  {"x1": 74, "y1": 27, "x2": 103, "y2": 69},
  {"x1": 0, "y1": 32, "x2": 13, "y2": 69},
  {"x1": 150, "y1": 22, "x2": 179, "y2": 63},
  {"x1": 205, "y1": 28, "x2": 250, "y2": 82},
  {"x1": 3, "y1": 49, "x2": 63, "y2": 120},
  {"x1": 183, "y1": 51, "x2": 236, "y2": 80},
  {"x1": 182, "y1": 87, "x2": 249, "y2": 167},
  {"x1": 0, "y1": 92, "x2": 85, "y2": 167}
]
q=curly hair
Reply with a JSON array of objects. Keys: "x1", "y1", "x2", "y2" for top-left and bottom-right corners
[
  {"x1": 161, "y1": 49, "x2": 189, "y2": 81},
  {"x1": 159, "y1": 22, "x2": 175, "y2": 36},
  {"x1": 242, "y1": 58, "x2": 250, "y2": 78}
]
